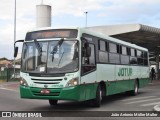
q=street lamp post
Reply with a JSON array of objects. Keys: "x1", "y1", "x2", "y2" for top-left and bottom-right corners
[
  {"x1": 13, "y1": 0, "x2": 17, "y2": 79},
  {"x1": 14, "y1": 0, "x2": 16, "y2": 47},
  {"x1": 84, "y1": 12, "x2": 88, "y2": 27}
]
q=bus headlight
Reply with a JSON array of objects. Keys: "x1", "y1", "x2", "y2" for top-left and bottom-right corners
[
  {"x1": 65, "y1": 77, "x2": 79, "y2": 87},
  {"x1": 20, "y1": 78, "x2": 28, "y2": 87}
]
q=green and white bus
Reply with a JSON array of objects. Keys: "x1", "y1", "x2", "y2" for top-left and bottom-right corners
[{"x1": 14, "y1": 27, "x2": 150, "y2": 107}]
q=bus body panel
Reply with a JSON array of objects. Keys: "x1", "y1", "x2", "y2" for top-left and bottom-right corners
[{"x1": 81, "y1": 71, "x2": 97, "y2": 100}]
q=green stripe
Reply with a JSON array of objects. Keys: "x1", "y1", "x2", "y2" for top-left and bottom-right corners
[{"x1": 20, "y1": 78, "x2": 150, "y2": 101}]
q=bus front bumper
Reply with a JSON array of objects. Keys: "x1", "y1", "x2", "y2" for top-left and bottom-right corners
[{"x1": 20, "y1": 85, "x2": 82, "y2": 101}]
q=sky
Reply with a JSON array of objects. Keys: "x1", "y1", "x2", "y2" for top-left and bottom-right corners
[{"x1": 1, "y1": 0, "x2": 160, "y2": 59}]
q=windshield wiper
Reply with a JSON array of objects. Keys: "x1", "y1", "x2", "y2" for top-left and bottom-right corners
[
  {"x1": 34, "y1": 39, "x2": 42, "y2": 56},
  {"x1": 57, "y1": 52, "x2": 64, "y2": 67},
  {"x1": 50, "y1": 38, "x2": 64, "y2": 61}
]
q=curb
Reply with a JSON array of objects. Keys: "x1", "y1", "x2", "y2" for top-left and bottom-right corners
[{"x1": 153, "y1": 105, "x2": 160, "y2": 112}]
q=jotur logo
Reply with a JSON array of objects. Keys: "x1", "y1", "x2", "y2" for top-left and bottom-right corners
[{"x1": 118, "y1": 68, "x2": 132, "y2": 77}]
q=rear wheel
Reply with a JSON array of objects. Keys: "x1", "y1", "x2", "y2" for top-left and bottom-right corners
[
  {"x1": 49, "y1": 100, "x2": 58, "y2": 106},
  {"x1": 131, "y1": 80, "x2": 139, "y2": 96}
]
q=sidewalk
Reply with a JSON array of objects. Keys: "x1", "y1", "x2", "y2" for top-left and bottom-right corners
[
  {"x1": 148, "y1": 79, "x2": 160, "y2": 85},
  {"x1": 0, "y1": 81, "x2": 19, "y2": 91}
]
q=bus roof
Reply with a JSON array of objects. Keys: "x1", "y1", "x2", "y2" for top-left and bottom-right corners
[
  {"x1": 79, "y1": 28, "x2": 148, "y2": 51},
  {"x1": 27, "y1": 27, "x2": 80, "y2": 32}
]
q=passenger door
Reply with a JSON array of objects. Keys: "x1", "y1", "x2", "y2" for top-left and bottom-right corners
[{"x1": 81, "y1": 43, "x2": 97, "y2": 100}]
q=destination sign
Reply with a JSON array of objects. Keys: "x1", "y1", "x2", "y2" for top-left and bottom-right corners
[{"x1": 25, "y1": 29, "x2": 78, "y2": 41}]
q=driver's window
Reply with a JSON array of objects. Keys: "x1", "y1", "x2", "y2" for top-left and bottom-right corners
[
  {"x1": 89, "y1": 44, "x2": 95, "y2": 65},
  {"x1": 82, "y1": 43, "x2": 96, "y2": 75}
]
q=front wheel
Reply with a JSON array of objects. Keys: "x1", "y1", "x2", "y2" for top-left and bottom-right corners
[
  {"x1": 91, "y1": 85, "x2": 102, "y2": 107},
  {"x1": 49, "y1": 100, "x2": 58, "y2": 106}
]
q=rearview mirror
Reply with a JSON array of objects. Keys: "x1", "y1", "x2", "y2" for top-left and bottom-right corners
[
  {"x1": 14, "y1": 39, "x2": 24, "y2": 58},
  {"x1": 14, "y1": 47, "x2": 18, "y2": 58}
]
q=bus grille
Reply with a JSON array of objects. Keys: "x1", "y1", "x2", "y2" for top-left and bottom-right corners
[{"x1": 31, "y1": 78, "x2": 63, "y2": 84}]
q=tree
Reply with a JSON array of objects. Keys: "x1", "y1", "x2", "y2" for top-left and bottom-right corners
[{"x1": 0, "y1": 57, "x2": 8, "y2": 61}]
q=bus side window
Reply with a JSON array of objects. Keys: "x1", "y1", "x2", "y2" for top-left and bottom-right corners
[
  {"x1": 130, "y1": 48, "x2": 137, "y2": 65},
  {"x1": 99, "y1": 40, "x2": 106, "y2": 51},
  {"x1": 99, "y1": 40, "x2": 108, "y2": 63},
  {"x1": 127, "y1": 48, "x2": 131, "y2": 56},
  {"x1": 120, "y1": 46, "x2": 129, "y2": 65},
  {"x1": 143, "y1": 51, "x2": 148, "y2": 66},
  {"x1": 109, "y1": 43, "x2": 117, "y2": 53},
  {"x1": 131, "y1": 48, "x2": 135, "y2": 56},
  {"x1": 109, "y1": 43, "x2": 120, "y2": 64},
  {"x1": 137, "y1": 50, "x2": 143, "y2": 65},
  {"x1": 122, "y1": 46, "x2": 127, "y2": 55}
]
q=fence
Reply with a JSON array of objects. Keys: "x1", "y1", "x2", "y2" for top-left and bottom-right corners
[{"x1": 0, "y1": 68, "x2": 20, "y2": 82}]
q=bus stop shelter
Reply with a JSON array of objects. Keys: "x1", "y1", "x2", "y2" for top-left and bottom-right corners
[{"x1": 87, "y1": 24, "x2": 160, "y2": 78}]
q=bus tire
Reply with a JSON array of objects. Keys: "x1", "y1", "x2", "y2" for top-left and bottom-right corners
[
  {"x1": 92, "y1": 85, "x2": 102, "y2": 107},
  {"x1": 49, "y1": 100, "x2": 58, "y2": 106},
  {"x1": 131, "y1": 80, "x2": 139, "y2": 96}
]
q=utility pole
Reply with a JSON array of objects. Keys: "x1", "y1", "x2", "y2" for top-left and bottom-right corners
[{"x1": 84, "y1": 12, "x2": 88, "y2": 27}]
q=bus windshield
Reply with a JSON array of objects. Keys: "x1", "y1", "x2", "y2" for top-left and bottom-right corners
[{"x1": 21, "y1": 40, "x2": 79, "y2": 74}]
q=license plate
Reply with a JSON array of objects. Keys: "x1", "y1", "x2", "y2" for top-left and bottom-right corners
[{"x1": 41, "y1": 89, "x2": 50, "y2": 94}]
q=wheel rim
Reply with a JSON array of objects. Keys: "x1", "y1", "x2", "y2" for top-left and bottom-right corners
[{"x1": 100, "y1": 90, "x2": 102, "y2": 101}]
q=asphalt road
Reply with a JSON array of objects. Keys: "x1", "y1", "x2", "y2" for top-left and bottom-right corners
[{"x1": 0, "y1": 81, "x2": 160, "y2": 119}]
